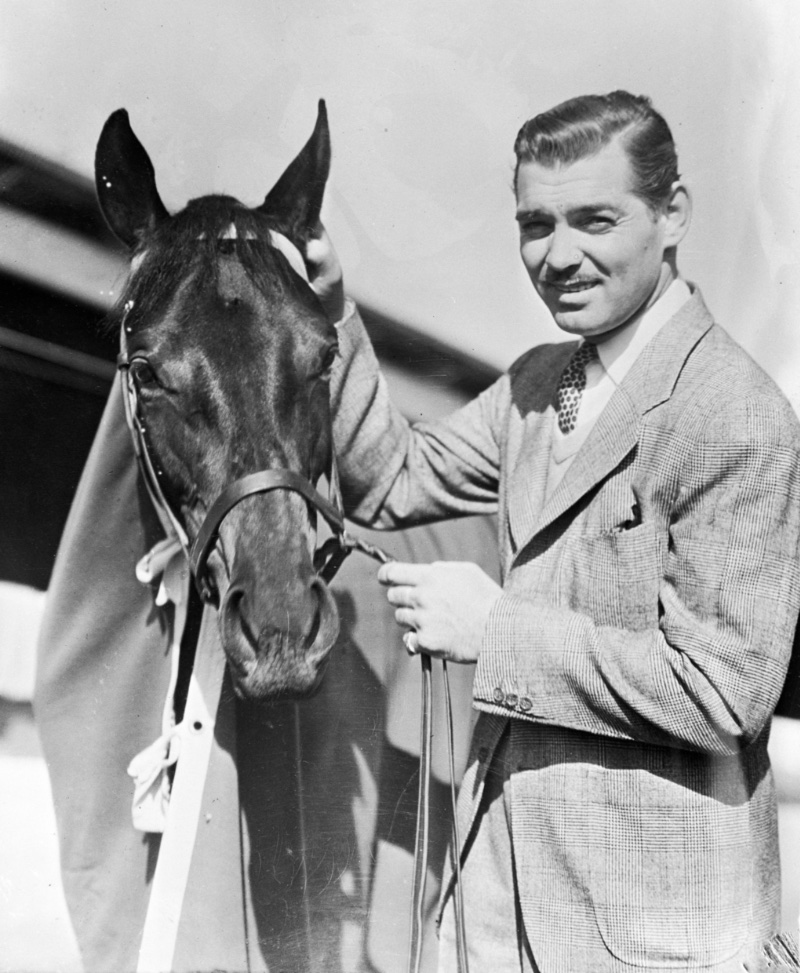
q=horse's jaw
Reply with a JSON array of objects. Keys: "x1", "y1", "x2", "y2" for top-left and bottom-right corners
[{"x1": 218, "y1": 574, "x2": 340, "y2": 702}]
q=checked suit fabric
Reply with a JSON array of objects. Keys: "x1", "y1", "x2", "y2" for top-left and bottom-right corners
[{"x1": 556, "y1": 341, "x2": 598, "y2": 434}]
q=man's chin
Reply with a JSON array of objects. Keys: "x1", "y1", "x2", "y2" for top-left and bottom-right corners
[
  {"x1": 552, "y1": 309, "x2": 599, "y2": 336},
  {"x1": 551, "y1": 300, "x2": 625, "y2": 338}
]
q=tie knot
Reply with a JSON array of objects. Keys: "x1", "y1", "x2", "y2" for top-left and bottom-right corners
[{"x1": 556, "y1": 342, "x2": 598, "y2": 434}]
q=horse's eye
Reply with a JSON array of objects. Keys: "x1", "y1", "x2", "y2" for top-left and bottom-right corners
[
  {"x1": 319, "y1": 344, "x2": 338, "y2": 379},
  {"x1": 130, "y1": 358, "x2": 158, "y2": 387}
]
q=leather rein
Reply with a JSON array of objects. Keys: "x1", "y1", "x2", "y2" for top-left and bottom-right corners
[{"x1": 117, "y1": 297, "x2": 468, "y2": 973}]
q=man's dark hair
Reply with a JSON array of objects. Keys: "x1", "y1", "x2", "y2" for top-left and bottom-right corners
[{"x1": 514, "y1": 91, "x2": 680, "y2": 211}]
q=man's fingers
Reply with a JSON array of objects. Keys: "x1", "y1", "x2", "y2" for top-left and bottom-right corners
[
  {"x1": 394, "y1": 608, "x2": 417, "y2": 629},
  {"x1": 377, "y1": 561, "x2": 427, "y2": 586},
  {"x1": 303, "y1": 234, "x2": 328, "y2": 276},
  {"x1": 386, "y1": 585, "x2": 419, "y2": 608}
]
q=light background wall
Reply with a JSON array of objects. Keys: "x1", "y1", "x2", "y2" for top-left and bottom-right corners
[{"x1": 1, "y1": 0, "x2": 798, "y2": 400}]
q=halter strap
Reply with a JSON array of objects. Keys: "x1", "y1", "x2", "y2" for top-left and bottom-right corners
[
  {"x1": 189, "y1": 468, "x2": 345, "y2": 597},
  {"x1": 118, "y1": 312, "x2": 191, "y2": 558},
  {"x1": 116, "y1": 284, "x2": 350, "y2": 604}
]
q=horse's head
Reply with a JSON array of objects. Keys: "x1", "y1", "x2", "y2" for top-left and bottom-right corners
[{"x1": 96, "y1": 103, "x2": 342, "y2": 702}]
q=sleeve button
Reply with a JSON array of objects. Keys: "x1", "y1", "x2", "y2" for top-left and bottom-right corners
[
  {"x1": 505, "y1": 693, "x2": 518, "y2": 708},
  {"x1": 519, "y1": 697, "x2": 532, "y2": 712},
  {"x1": 492, "y1": 688, "x2": 504, "y2": 704}
]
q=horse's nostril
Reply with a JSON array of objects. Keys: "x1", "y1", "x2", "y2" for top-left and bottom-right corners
[
  {"x1": 220, "y1": 586, "x2": 258, "y2": 666},
  {"x1": 309, "y1": 577, "x2": 340, "y2": 650},
  {"x1": 303, "y1": 577, "x2": 331, "y2": 651},
  {"x1": 226, "y1": 587, "x2": 244, "y2": 611},
  {"x1": 221, "y1": 586, "x2": 245, "y2": 625}
]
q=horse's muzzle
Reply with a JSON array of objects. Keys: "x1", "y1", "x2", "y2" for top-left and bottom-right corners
[{"x1": 218, "y1": 572, "x2": 340, "y2": 702}]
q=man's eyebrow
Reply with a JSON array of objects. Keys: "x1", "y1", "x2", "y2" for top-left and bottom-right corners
[
  {"x1": 515, "y1": 202, "x2": 620, "y2": 223},
  {"x1": 515, "y1": 208, "x2": 548, "y2": 223},
  {"x1": 569, "y1": 203, "x2": 620, "y2": 218}
]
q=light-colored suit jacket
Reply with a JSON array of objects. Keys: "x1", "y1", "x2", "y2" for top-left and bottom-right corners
[{"x1": 331, "y1": 290, "x2": 800, "y2": 971}]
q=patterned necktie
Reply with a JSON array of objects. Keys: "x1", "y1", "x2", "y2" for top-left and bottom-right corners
[{"x1": 556, "y1": 342, "x2": 598, "y2": 434}]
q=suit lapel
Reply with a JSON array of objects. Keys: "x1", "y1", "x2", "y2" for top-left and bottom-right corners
[
  {"x1": 534, "y1": 389, "x2": 640, "y2": 536},
  {"x1": 509, "y1": 290, "x2": 715, "y2": 551}
]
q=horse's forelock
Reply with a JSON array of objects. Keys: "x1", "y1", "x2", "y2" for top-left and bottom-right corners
[{"x1": 111, "y1": 195, "x2": 307, "y2": 332}]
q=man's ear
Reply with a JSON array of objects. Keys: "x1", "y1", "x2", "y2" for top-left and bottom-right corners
[{"x1": 661, "y1": 180, "x2": 692, "y2": 249}]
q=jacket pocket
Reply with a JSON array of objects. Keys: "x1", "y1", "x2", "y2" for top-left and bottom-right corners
[
  {"x1": 509, "y1": 740, "x2": 753, "y2": 968},
  {"x1": 557, "y1": 521, "x2": 662, "y2": 631},
  {"x1": 590, "y1": 766, "x2": 753, "y2": 966}
]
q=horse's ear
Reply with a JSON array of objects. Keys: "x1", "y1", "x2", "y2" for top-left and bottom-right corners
[
  {"x1": 95, "y1": 109, "x2": 169, "y2": 249},
  {"x1": 257, "y1": 99, "x2": 330, "y2": 244}
]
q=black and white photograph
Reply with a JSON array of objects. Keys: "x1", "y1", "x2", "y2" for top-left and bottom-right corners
[{"x1": 0, "y1": 2, "x2": 799, "y2": 971}]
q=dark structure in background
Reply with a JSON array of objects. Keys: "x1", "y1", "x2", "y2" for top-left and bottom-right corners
[
  {"x1": 0, "y1": 136, "x2": 498, "y2": 593},
  {"x1": 0, "y1": 140, "x2": 118, "y2": 590}
]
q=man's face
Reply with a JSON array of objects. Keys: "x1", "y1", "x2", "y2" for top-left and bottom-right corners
[{"x1": 515, "y1": 138, "x2": 672, "y2": 339}]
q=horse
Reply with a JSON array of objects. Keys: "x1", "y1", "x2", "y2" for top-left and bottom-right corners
[
  {"x1": 95, "y1": 101, "x2": 342, "y2": 702},
  {"x1": 34, "y1": 103, "x2": 492, "y2": 972}
]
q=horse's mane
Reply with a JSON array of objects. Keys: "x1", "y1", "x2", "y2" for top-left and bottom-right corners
[{"x1": 106, "y1": 195, "x2": 311, "y2": 334}]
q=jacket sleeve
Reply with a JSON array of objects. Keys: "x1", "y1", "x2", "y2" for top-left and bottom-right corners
[
  {"x1": 330, "y1": 300, "x2": 504, "y2": 527},
  {"x1": 473, "y1": 395, "x2": 800, "y2": 756}
]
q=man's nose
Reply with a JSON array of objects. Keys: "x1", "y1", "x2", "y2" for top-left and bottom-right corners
[{"x1": 545, "y1": 225, "x2": 581, "y2": 274}]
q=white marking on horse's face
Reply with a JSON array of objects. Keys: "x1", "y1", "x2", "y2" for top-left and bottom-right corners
[
  {"x1": 130, "y1": 250, "x2": 147, "y2": 275},
  {"x1": 269, "y1": 230, "x2": 309, "y2": 282},
  {"x1": 208, "y1": 223, "x2": 258, "y2": 241},
  {"x1": 197, "y1": 224, "x2": 307, "y2": 281}
]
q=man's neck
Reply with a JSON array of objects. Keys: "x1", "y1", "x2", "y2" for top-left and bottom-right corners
[
  {"x1": 590, "y1": 261, "x2": 678, "y2": 348},
  {"x1": 594, "y1": 277, "x2": 692, "y2": 386}
]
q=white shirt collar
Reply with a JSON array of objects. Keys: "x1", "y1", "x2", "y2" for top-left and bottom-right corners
[{"x1": 594, "y1": 278, "x2": 691, "y2": 387}]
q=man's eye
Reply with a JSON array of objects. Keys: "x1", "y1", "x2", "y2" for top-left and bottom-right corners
[
  {"x1": 519, "y1": 221, "x2": 551, "y2": 240},
  {"x1": 582, "y1": 216, "x2": 615, "y2": 232}
]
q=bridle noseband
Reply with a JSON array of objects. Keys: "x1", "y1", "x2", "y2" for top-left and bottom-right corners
[
  {"x1": 191, "y1": 469, "x2": 343, "y2": 589},
  {"x1": 117, "y1": 317, "x2": 367, "y2": 604}
]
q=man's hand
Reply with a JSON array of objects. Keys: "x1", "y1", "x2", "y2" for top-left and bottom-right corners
[
  {"x1": 305, "y1": 227, "x2": 345, "y2": 323},
  {"x1": 377, "y1": 560, "x2": 502, "y2": 664}
]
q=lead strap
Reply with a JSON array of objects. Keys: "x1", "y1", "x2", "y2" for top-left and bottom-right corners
[
  {"x1": 408, "y1": 654, "x2": 433, "y2": 973},
  {"x1": 443, "y1": 661, "x2": 469, "y2": 973},
  {"x1": 408, "y1": 655, "x2": 469, "y2": 973}
]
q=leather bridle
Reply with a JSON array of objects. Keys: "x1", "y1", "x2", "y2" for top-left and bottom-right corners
[
  {"x1": 117, "y1": 290, "x2": 469, "y2": 973},
  {"x1": 116, "y1": 298, "x2": 362, "y2": 603}
]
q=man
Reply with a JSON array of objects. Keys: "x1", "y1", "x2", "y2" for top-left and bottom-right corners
[{"x1": 306, "y1": 91, "x2": 800, "y2": 971}]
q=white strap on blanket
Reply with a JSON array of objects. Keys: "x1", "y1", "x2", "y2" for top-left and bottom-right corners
[
  {"x1": 127, "y1": 725, "x2": 183, "y2": 833},
  {"x1": 127, "y1": 537, "x2": 188, "y2": 833},
  {"x1": 269, "y1": 229, "x2": 310, "y2": 282},
  {"x1": 130, "y1": 535, "x2": 227, "y2": 971},
  {"x1": 137, "y1": 629, "x2": 225, "y2": 972}
]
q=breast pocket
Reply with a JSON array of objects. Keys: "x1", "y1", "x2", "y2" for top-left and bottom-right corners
[{"x1": 557, "y1": 521, "x2": 662, "y2": 631}]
